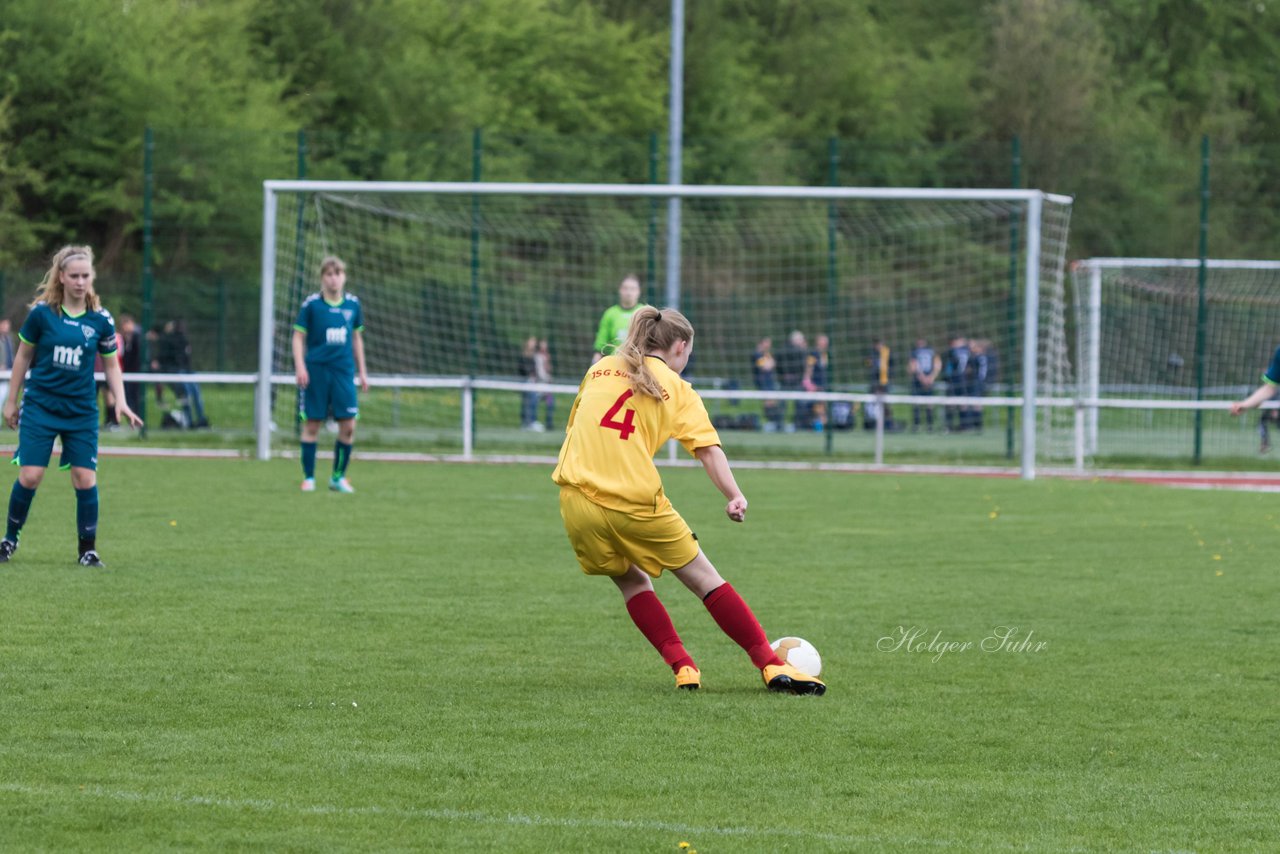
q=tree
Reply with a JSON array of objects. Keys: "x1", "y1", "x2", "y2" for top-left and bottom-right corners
[
  {"x1": 0, "y1": 92, "x2": 43, "y2": 270},
  {"x1": 3, "y1": 0, "x2": 298, "y2": 270}
]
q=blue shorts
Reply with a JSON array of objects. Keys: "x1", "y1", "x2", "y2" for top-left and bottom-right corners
[
  {"x1": 300, "y1": 366, "x2": 359, "y2": 422},
  {"x1": 13, "y1": 399, "x2": 99, "y2": 471}
]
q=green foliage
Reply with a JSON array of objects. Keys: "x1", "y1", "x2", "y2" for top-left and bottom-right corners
[
  {"x1": 248, "y1": 0, "x2": 667, "y2": 137},
  {"x1": 0, "y1": 92, "x2": 43, "y2": 270},
  {"x1": 2, "y1": 0, "x2": 297, "y2": 267},
  {"x1": 2, "y1": 0, "x2": 1278, "y2": 337}
]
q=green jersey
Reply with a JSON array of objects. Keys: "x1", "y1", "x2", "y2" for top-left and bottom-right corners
[{"x1": 593, "y1": 304, "x2": 644, "y2": 356}]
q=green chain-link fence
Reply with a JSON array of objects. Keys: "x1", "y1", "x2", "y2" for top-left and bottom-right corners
[{"x1": 2, "y1": 131, "x2": 1277, "y2": 378}]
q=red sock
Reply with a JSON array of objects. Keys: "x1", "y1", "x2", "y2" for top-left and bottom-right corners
[
  {"x1": 704, "y1": 583, "x2": 783, "y2": 669},
  {"x1": 625, "y1": 591, "x2": 697, "y2": 673}
]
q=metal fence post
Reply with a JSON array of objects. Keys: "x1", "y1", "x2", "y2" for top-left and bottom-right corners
[
  {"x1": 140, "y1": 126, "x2": 155, "y2": 436},
  {"x1": 1193, "y1": 136, "x2": 1211, "y2": 465},
  {"x1": 1006, "y1": 135, "x2": 1022, "y2": 460}
]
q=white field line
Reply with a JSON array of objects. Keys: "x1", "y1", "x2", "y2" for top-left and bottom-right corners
[
  {"x1": 0, "y1": 782, "x2": 1079, "y2": 851},
  {"x1": 100, "y1": 446, "x2": 242, "y2": 458}
]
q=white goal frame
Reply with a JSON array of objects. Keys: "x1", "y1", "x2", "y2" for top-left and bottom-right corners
[
  {"x1": 1074, "y1": 257, "x2": 1280, "y2": 456},
  {"x1": 259, "y1": 181, "x2": 1073, "y2": 478}
]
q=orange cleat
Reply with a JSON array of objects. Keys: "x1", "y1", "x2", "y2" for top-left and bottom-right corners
[{"x1": 761, "y1": 662, "x2": 826, "y2": 696}]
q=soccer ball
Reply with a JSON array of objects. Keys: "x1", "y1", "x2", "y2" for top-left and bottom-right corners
[{"x1": 770, "y1": 636, "x2": 822, "y2": 676}]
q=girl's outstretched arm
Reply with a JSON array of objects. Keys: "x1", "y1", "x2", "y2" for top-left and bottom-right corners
[
  {"x1": 694, "y1": 444, "x2": 747, "y2": 522},
  {"x1": 1231, "y1": 383, "x2": 1277, "y2": 415}
]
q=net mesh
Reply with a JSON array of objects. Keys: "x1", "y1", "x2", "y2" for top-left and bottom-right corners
[
  {"x1": 1071, "y1": 260, "x2": 1280, "y2": 464},
  {"x1": 268, "y1": 187, "x2": 1072, "y2": 463}
]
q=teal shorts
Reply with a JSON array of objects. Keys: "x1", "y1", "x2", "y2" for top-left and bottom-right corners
[
  {"x1": 300, "y1": 365, "x2": 359, "y2": 422},
  {"x1": 13, "y1": 399, "x2": 99, "y2": 470}
]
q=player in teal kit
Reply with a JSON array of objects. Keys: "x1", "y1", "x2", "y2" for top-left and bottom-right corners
[
  {"x1": 292, "y1": 256, "x2": 369, "y2": 493},
  {"x1": 0, "y1": 245, "x2": 142, "y2": 567},
  {"x1": 1230, "y1": 345, "x2": 1280, "y2": 423}
]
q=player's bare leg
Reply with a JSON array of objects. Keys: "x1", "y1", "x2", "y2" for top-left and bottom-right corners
[{"x1": 670, "y1": 549, "x2": 725, "y2": 598}]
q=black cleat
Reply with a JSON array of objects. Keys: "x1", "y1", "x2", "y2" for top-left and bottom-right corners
[
  {"x1": 762, "y1": 663, "x2": 827, "y2": 696},
  {"x1": 0, "y1": 538, "x2": 17, "y2": 563},
  {"x1": 78, "y1": 550, "x2": 106, "y2": 568}
]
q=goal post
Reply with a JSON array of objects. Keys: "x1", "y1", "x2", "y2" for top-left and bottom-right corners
[
  {"x1": 260, "y1": 181, "x2": 1073, "y2": 477},
  {"x1": 1071, "y1": 257, "x2": 1280, "y2": 464}
]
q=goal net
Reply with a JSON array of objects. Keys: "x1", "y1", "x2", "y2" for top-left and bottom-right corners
[
  {"x1": 1071, "y1": 258, "x2": 1280, "y2": 465},
  {"x1": 260, "y1": 182, "x2": 1073, "y2": 474}
]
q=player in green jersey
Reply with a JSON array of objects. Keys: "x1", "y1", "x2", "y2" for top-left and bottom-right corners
[{"x1": 591, "y1": 274, "x2": 644, "y2": 364}]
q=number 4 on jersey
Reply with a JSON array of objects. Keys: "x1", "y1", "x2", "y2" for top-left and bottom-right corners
[{"x1": 600, "y1": 390, "x2": 637, "y2": 440}]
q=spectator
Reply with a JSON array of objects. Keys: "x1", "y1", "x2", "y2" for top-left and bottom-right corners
[
  {"x1": 147, "y1": 324, "x2": 165, "y2": 405},
  {"x1": 592, "y1": 273, "x2": 644, "y2": 363},
  {"x1": 944, "y1": 334, "x2": 971, "y2": 432},
  {"x1": 751, "y1": 336, "x2": 782, "y2": 432},
  {"x1": 867, "y1": 337, "x2": 893, "y2": 390},
  {"x1": 0, "y1": 318, "x2": 13, "y2": 411},
  {"x1": 155, "y1": 319, "x2": 209, "y2": 429},
  {"x1": 151, "y1": 321, "x2": 178, "y2": 413},
  {"x1": 804, "y1": 334, "x2": 831, "y2": 431},
  {"x1": 981, "y1": 340, "x2": 1000, "y2": 391},
  {"x1": 909, "y1": 337, "x2": 941, "y2": 432},
  {"x1": 534, "y1": 338, "x2": 555, "y2": 430},
  {"x1": 519, "y1": 336, "x2": 541, "y2": 431},
  {"x1": 866, "y1": 337, "x2": 895, "y2": 429},
  {"x1": 863, "y1": 384, "x2": 891, "y2": 431},
  {"x1": 117, "y1": 314, "x2": 142, "y2": 417},
  {"x1": 967, "y1": 338, "x2": 991, "y2": 432},
  {"x1": 776, "y1": 330, "x2": 809, "y2": 431}
]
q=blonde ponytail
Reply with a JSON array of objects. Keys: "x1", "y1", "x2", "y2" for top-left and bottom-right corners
[{"x1": 617, "y1": 306, "x2": 694, "y2": 400}]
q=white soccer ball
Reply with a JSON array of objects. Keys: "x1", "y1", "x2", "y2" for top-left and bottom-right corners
[{"x1": 770, "y1": 636, "x2": 822, "y2": 676}]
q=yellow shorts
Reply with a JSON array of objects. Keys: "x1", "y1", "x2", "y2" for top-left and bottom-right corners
[{"x1": 558, "y1": 487, "x2": 699, "y2": 578}]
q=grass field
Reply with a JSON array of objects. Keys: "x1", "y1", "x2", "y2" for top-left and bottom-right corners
[{"x1": 1, "y1": 457, "x2": 1278, "y2": 851}]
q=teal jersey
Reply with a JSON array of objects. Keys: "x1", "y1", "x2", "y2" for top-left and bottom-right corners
[
  {"x1": 17, "y1": 302, "x2": 118, "y2": 418},
  {"x1": 1264, "y1": 346, "x2": 1280, "y2": 384},
  {"x1": 593, "y1": 304, "x2": 644, "y2": 356},
  {"x1": 294, "y1": 293, "x2": 364, "y2": 372}
]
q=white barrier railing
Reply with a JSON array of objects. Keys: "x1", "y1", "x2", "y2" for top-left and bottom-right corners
[{"x1": 4, "y1": 370, "x2": 1268, "y2": 479}]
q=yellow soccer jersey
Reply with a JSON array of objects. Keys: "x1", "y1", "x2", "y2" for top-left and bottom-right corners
[{"x1": 552, "y1": 355, "x2": 721, "y2": 515}]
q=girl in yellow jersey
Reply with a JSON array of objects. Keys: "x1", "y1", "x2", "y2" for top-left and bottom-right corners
[{"x1": 553, "y1": 307, "x2": 825, "y2": 695}]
